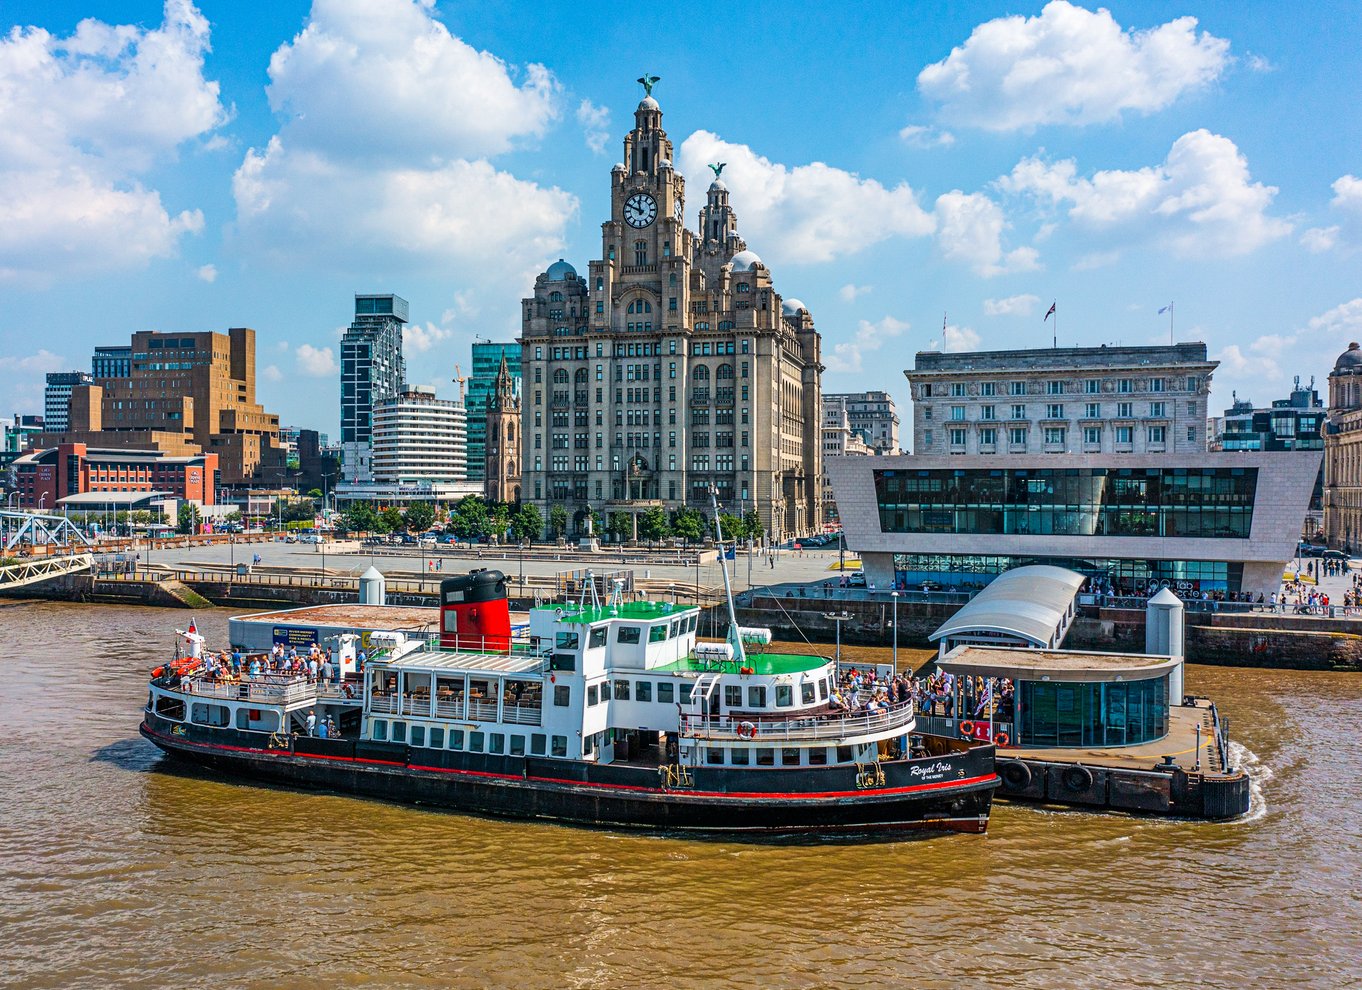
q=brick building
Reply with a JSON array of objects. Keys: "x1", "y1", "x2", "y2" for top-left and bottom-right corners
[{"x1": 14, "y1": 443, "x2": 218, "y2": 509}]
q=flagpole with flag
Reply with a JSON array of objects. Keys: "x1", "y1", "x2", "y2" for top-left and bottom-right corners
[
  {"x1": 1159, "y1": 302, "x2": 1174, "y2": 343},
  {"x1": 1044, "y1": 300, "x2": 1057, "y2": 348}
]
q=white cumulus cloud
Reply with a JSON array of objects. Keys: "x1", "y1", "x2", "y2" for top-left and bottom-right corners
[
  {"x1": 983, "y1": 294, "x2": 1041, "y2": 317},
  {"x1": 196, "y1": 263, "x2": 218, "y2": 282},
  {"x1": 404, "y1": 320, "x2": 453, "y2": 354},
  {"x1": 839, "y1": 284, "x2": 872, "y2": 302},
  {"x1": 1303, "y1": 175, "x2": 1362, "y2": 253},
  {"x1": 262, "y1": 364, "x2": 284, "y2": 383},
  {"x1": 1000, "y1": 129, "x2": 1291, "y2": 259},
  {"x1": 232, "y1": 0, "x2": 574, "y2": 283},
  {"x1": 934, "y1": 190, "x2": 1040, "y2": 277},
  {"x1": 1215, "y1": 297, "x2": 1362, "y2": 400},
  {"x1": 919, "y1": 1, "x2": 1230, "y2": 131},
  {"x1": 898, "y1": 124, "x2": 955, "y2": 148},
  {"x1": 577, "y1": 99, "x2": 611, "y2": 155},
  {"x1": 943, "y1": 324, "x2": 981, "y2": 352},
  {"x1": 295, "y1": 343, "x2": 338, "y2": 377},
  {"x1": 678, "y1": 131, "x2": 935, "y2": 265},
  {"x1": 0, "y1": 0, "x2": 226, "y2": 283},
  {"x1": 825, "y1": 316, "x2": 910, "y2": 375}
]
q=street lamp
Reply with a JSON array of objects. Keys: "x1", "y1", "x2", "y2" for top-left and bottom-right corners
[
  {"x1": 823, "y1": 610, "x2": 851, "y2": 667},
  {"x1": 891, "y1": 591, "x2": 900, "y2": 672}
]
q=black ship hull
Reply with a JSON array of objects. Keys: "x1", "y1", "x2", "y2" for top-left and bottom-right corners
[{"x1": 140, "y1": 714, "x2": 998, "y2": 837}]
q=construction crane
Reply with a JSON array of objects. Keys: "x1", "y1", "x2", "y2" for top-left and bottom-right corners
[{"x1": 452, "y1": 363, "x2": 468, "y2": 403}]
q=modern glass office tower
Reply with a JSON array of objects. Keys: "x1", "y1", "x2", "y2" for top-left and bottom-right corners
[
  {"x1": 340, "y1": 294, "x2": 407, "y2": 483},
  {"x1": 465, "y1": 342, "x2": 520, "y2": 482}
]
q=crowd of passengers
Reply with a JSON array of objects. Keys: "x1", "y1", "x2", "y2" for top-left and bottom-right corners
[
  {"x1": 822, "y1": 667, "x2": 1014, "y2": 721},
  {"x1": 192, "y1": 642, "x2": 361, "y2": 690}
]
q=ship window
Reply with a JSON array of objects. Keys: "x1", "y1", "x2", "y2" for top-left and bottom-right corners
[
  {"x1": 554, "y1": 685, "x2": 571, "y2": 707},
  {"x1": 430, "y1": 727, "x2": 445, "y2": 748},
  {"x1": 490, "y1": 734, "x2": 505, "y2": 754},
  {"x1": 755, "y1": 747, "x2": 775, "y2": 766},
  {"x1": 657, "y1": 682, "x2": 675, "y2": 704},
  {"x1": 648, "y1": 624, "x2": 668, "y2": 643},
  {"x1": 372, "y1": 720, "x2": 388, "y2": 741},
  {"x1": 511, "y1": 735, "x2": 525, "y2": 757},
  {"x1": 801, "y1": 683, "x2": 815, "y2": 705},
  {"x1": 551, "y1": 653, "x2": 576, "y2": 672},
  {"x1": 410, "y1": 725, "x2": 425, "y2": 747},
  {"x1": 809, "y1": 747, "x2": 828, "y2": 765},
  {"x1": 583, "y1": 734, "x2": 594, "y2": 755},
  {"x1": 781, "y1": 748, "x2": 800, "y2": 766},
  {"x1": 614, "y1": 679, "x2": 631, "y2": 700},
  {"x1": 190, "y1": 702, "x2": 229, "y2": 727},
  {"x1": 552, "y1": 735, "x2": 568, "y2": 757},
  {"x1": 679, "y1": 683, "x2": 693, "y2": 704},
  {"x1": 776, "y1": 685, "x2": 793, "y2": 707},
  {"x1": 555, "y1": 631, "x2": 580, "y2": 650},
  {"x1": 449, "y1": 730, "x2": 464, "y2": 751},
  {"x1": 686, "y1": 615, "x2": 698, "y2": 632},
  {"x1": 636, "y1": 680, "x2": 652, "y2": 702},
  {"x1": 236, "y1": 708, "x2": 278, "y2": 731},
  {"x1": 836, "y1": 745, "x2": 854, "y2": 763},
  {"x1": 588, "y1": 626, "x2": 608, "y2": 649},
  {"x1": 730, "y1": 747, "x2": 750, "y2": 766},
  {"x1": 724, "y1": 685, "x2": 742, "y2": 708},
  {"x1": 617, "y1": 627, "x2": 642, "y2": 644},
  {"x1": 531, "y1": 733, "x2": 546, "y2": 755},
  {"x1": 391, "y1": 721, "x2": 407, "y2": 742},
  {"x1": 818, "y1": 680, "x2": 828, "y2": 701},
  {"x1": 747, "y1": 685, "x2": 766, "y2": 708},
  {"x1": 587, "y1": 684, "x2": 599, "y2": 706},
  {"x1": 669, "y1": 619, "x2": 681, "y2": 638},
  {"x1": 706, "y1": 747, "x2": 725, "y2": 765},
  {"x1": 154, "y1": 695, "x2": 185, "y2": 721},
  {"x1": 470, "y1": 731, "x2": 485, "y2": 752}
]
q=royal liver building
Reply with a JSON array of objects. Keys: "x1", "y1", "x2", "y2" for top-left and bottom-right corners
[{"x1": 519, "y1": 83, "x2": 823, "y2": 542}]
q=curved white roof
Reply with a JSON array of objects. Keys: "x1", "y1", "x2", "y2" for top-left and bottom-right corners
[
  {"x1": 929, "y1": 565, "x2": 1086, "y2": 648},
  {"x1": 730, "y1": 250, "x2": 762, "y2": 271},
  {"x1": 782, "y1": 298, "x2": 807, "y2": 317}
]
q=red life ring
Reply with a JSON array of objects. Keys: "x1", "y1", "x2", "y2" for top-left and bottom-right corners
[
  {"x1": 994, "y1": 732, "x2": 1010, "y2": 747},
  {"x1": 959, "y1": 720, "x2": 975, "y2": 738},
  {"x1": 738, "y1": 721, "x2": 757, "y2": 739}
]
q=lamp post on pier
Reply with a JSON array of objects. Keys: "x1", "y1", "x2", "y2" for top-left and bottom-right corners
[
  {"x1": 823, "y1": 610, "x2": 851, "y2": 667},
  {"x1": 891, "y1": 590, "x2": 900, "y2": 672}
]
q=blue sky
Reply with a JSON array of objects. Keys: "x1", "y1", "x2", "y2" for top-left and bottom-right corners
[{"x1": 2, "y1": 0, "x2": 1359, "y2": 438}]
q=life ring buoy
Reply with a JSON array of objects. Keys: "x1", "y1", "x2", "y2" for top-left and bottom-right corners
[
  {"x1": 959, "y1": 720, "x2": 975, "y2": 737},
  {"x1": 1062, "y1": 764, "x2": 1094, "y2": 791},
  {"x1": 1000, "y1": 759, "x2": 1032, "y2": 790},
  {"x1": 151, "y1": 666, "x2": 164, "y2": 678},
  {"x1": 994, "y1": 732, "x2": 1010, "y2": 747},
  {"x1": 738, "y1": 721, "x2": 757, "y2": 739}
]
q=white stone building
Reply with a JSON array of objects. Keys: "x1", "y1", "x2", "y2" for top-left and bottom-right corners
[{"x1": 372, "y1": 386, "x2": 467, "y2": 485}]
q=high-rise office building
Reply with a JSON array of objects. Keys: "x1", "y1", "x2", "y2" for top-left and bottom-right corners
[
  {"x1": 519, "y1": 89, "x2": 823, "y2": 540},
  {"x1": 36, "y1": 328, "x2": 283, "y2": 485},
  {"x1": 44, "y1": 371, "x2": 93, "y2": 432},
  {"x1": 340, "y1": 293, "x2": 408, "y2": 483},
  {"x1": 465, "y1": 341, "x2": 521, "y2": 482}
]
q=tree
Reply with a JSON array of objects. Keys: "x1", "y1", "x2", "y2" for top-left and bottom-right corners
[
  {"x1": 488, "y1": 502, "x2": 511, "y2": 542},
  {"x1": 743, "y1": 509, "x2": 764, "y2": 543},
  {"x1": 306, "y1": 488, "x2": 323, "y2": 499},
  {"x1": 671, "y1": 506, "x2": 705, "y2": 547},
  {"x1": 636, "y1": 505, "x2": 668, "y2": 546},
  {"x1": 378, "y1": 506, "x2": 404, "y2": 533},
  {"x1": 449, "y1": 495, "x2": 490, "y2": 540},
  {"x1": 224, "y1": 510, "x2": 242, "y2": 525},
  {"x1": 548, "y1": 504, "x2": 568, "y2": 539},
  {"x1": 607, "y1": 511, "x2": 633, "y2": 543},
  {"x1": 341, "y1": 501, "x2": 378, "y2": 534},
  {"x1": 404, "y1": 500, "x2": 435, "y2": 533},
  {"x1": 281, "y1": 498, "x2": 317, "y2": 524},
  {"x1": 176, "y1": 502, "x2": 200, "y2": 534},
  {"x1": 511, "y1": 503, "x2": 542, "y2": 543},
  {"x1": 716, "y1": 512, "x2": 745, "y2": 543}
]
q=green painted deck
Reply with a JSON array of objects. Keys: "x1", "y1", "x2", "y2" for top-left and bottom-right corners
[
  {"x1": 534, "y1": 601, "x2": 699, "y2": 625},
  {"x1": 651, "y1": 652, "x2": 830, "y2": 676}
]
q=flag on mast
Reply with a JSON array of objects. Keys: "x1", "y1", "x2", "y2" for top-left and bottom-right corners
[
  {"x1": 1044, "y1": 301, "x2": 1056, "y2": 321},
  {"x1": 1158, "y1": 303, "x2": 1172, "y2": 315}
]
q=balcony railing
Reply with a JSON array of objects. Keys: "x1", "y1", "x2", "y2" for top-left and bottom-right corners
[{"x1": 680, "y1": 704, "x2": 915, "y2": 742}]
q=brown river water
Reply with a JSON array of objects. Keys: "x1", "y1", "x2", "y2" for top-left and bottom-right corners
[{"x1": 1, "y1": 601, "x2": 1360, "y2": 989}]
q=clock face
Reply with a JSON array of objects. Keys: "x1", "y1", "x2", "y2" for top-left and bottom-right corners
[
  {"x1": 674, "y1": 196, "x2": 684, "y2": 221},
  {"x1": 624, "y1": 193, "x2": 658, "y2": 228}
]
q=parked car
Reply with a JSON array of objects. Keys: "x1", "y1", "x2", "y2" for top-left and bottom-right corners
[
  {"x1": 1297, "y1": 544, "x2": 1327, "y2": 557},
  {"x1": 847, "y1": 572, "x2": 867, "y2": 587},
  {"x1": 1322, "y1": 549, "x2": 1350, "y2": 562}
]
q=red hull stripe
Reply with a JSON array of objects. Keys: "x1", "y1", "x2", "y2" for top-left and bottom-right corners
[{"x1": 142, "y1": 723, "x2": 997, "y2": 801}]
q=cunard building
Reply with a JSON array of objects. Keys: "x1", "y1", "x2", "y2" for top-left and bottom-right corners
[{"x1": 520, "y1": 84, "x2": 822, "y2": 541}]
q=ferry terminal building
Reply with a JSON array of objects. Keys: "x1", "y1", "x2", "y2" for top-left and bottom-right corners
[{"x1": 827, "y1": 451, "x2": 1322, "y2": 599}]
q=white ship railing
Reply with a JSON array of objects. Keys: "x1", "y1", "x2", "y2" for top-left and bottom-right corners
[
  {"x1": 367, "y1": 693, "x2": 542, "y2": 726},
  {"x1": 173, "y1": 674, "x2": 318, "y2": 706},
  {"x1": 680, "y1": 704, "x2": 916, "y2": 742}
]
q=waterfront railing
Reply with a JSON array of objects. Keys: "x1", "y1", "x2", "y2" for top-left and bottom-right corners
[{"x1": 680, "y1": 704, "x2": 915, "y2": 742}]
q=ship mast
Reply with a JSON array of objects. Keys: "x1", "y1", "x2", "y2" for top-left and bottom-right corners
[{"x1": 709, "y1": 486, "x2": 747, "y2": 666}]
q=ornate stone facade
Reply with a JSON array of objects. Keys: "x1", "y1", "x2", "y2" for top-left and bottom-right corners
[
  {"x1": 1324, "y1": 342, "x2": 1362, "y2": 549},
  {"x1": 484, "y1": 355, "x2": 521, "y2": 505},
  {"x1": 518, "y1": 89, "x2": 822, "y2": 540}
]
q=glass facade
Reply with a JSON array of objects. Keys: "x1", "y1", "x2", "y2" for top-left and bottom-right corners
[
  {"x1": 874, "y1": 467, "x2": 1256, "y2": 539},
  {"x1": 892, "y1": 553, "x2": 1242, "y2": 594},
  {"x1": 466, "y1": 342, "x2": 522, "y2": 482},
  {"x1": 1018, "y1": 676, "x2": 1168, "y2": 747}
]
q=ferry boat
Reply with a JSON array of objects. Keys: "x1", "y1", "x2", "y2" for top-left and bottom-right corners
[{"x1": 140, "y1": 509, "x2": 997, "y2": 837}]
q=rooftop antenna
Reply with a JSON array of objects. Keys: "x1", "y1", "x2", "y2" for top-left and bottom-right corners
[
  {"x1": 708, "y1": 486, "x2": 746, "y2": 667},
  {"x1": 578, "y1": 569, "x2": 601, "y2": 611}
]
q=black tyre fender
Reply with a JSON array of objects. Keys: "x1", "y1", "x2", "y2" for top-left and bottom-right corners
[
  {"x1": 999, "y1": 759, "x2": 1032, "y2": 790},
  {"x1": 1062, "y1": 764, "x2": 1094, "y2": 791}
]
